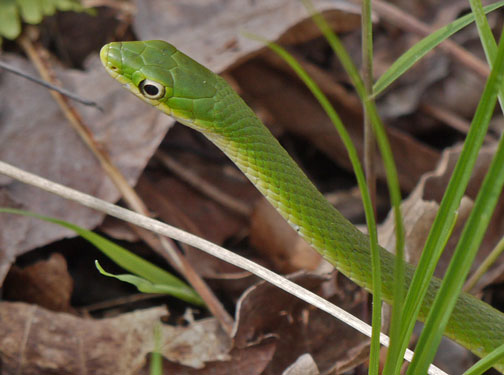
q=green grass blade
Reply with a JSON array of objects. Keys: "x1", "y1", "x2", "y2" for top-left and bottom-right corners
[
  {"x1": 469, "y1": 0, "x2": 498, "y2": 62},
  {"x1": 406, "y1": 20, "x2": 504, "y2": 375},
  {"x1": 373, "y1": 8, "x2": 504, "y2": 375},
  {"x1": 388, "y1": 75, "x2": 498, "y2": 375},
  {"x1": 463, "y1": 343, "x2": 504, "y2": 375},
  {"x1": 373, "y1": 1, "x2": 504, "y2": 96},
  {"x1": 469, "y1": 0, "x2": 504, "y2": 112},
  {"x1": 384, "y1": 42, "x2": 501, "y2": 374},
  {"x1": 0, "y1": 208, "x2": 204, "y2": 306}
]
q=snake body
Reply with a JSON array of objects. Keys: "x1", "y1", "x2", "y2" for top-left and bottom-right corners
[{"x1": 100, "y1": 40, "x2": 504, "y2": 371}]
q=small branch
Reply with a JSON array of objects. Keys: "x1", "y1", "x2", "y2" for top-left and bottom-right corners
[
  {"x1": 0, "y1": 60, "x2": 103, "y2": 111},
  {"x1": 0, "y1": 160, "x2": 447, "y2": 375}
]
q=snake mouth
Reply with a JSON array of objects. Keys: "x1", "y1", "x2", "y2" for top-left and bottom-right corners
[{"x1": 100, "y1": 43, "x2": 127, "y2": 83}]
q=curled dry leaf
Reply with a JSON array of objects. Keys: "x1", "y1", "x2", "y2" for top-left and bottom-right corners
[
  {"x1": 379, "y1": 144, "x2": 504, "y2": 289},
  {"x1": 0, "y1": 54, "x2": 171, "y2": 282}
]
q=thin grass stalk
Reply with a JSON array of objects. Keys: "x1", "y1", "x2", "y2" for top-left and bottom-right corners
[
  {"x1": 406, "y1": 26, "x2": 504, "y2": 374},
  {"x1": 469, "y1": 0, "x2": 504, "y2": 112},
  {"x1": 463, "y1": 236, "x2": 504, "y2": 292},
  {"x1": 360, "y1": 0, "x2": 381, "y2": 373},
  {"x1": 463, "y1": 343, "x2": 504, "y2": 375}
]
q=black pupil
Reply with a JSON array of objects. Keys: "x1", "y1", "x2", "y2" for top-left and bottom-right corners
[{"x1": 144, "y1": 84, "x2": 159, "y2": 96}]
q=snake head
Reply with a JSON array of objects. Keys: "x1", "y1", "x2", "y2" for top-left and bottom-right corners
[{"x1": 100, "y1": 40, "x2": 219, "y2": 131}]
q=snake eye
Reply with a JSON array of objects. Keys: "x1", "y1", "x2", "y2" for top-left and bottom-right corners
[{"x1": 139, "y1": 79, "x2": 165, "y2": 100}]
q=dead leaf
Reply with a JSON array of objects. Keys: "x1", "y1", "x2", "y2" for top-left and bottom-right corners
[
  {"x1": 331, "y1": 340, "x2": 371, "y2": 374},
  {"x1": 0, "y1": 54, "x2": 171, "y2": 283},
  {"x1": 379, "y1": 144, "x2": 504, "y2": 287},
  {"x1": 233, "y1": 272, "x2": 368, "y2": 374},
  {"x1": 133, "y1": 0, "x2": 362, "y2": 73},
  {"x1": 136, "y1": 172, "x2": 253, "y2": 279},
  {"x1": 145, "y1": 336, "x2": 276, "y2": 375},
  {"x1": 3, "y1": 253, "x2": 73, "y2": 313},
  {"x1": 0, "y1": 303, "x2": 231, "y2": 375}
]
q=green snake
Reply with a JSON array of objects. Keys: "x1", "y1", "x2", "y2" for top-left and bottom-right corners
[{"x1": 100, "y1": 40, "x2": 504, "y2": 371}]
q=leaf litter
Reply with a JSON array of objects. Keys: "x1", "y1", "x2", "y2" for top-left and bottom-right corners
[{"x1": 1, "y1": 0, "x2": 504, "y2": 374}]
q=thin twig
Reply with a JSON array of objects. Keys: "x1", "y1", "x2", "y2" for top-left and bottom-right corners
[
  {"x1": 0, "y1": 60, "x2": 103, "y2": 111},
  {"x1": 0, "y1": 160, "x2": 448, "y2": 375}
]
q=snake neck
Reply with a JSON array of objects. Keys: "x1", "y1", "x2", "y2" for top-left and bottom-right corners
[{"x1": 205, "y1": 80, "x2": 370, "y2": 277}]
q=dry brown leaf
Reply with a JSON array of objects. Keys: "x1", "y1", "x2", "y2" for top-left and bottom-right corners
[
  {"x1": 377, "y1": 52, "x2": 449, "y2": 120},
  {"x1": 3, "y1": 253, "x2": 73, "y2": 313},
  {"x1": 133, "y1": 0, "x2": 362, "y2": 73},
  {"x1": 145, "y1": 336, "x2": 276, "y2": 375},
  {"x1": 0, "y1": 303, "x2": 232, "y2": 375},
  {"x1": 0, "y1": 54, "x2": 172, "y2": 282},
  {"x1": 233, "y1": 272, "x2": 368, "y2": 374},
  {"x1": 98, "y1": 216, "x2": 141, "y2": 242}
]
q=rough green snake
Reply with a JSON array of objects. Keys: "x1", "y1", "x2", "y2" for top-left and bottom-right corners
[{"x1": 100, "y1": 40, "x2": 504, "y2": 371}]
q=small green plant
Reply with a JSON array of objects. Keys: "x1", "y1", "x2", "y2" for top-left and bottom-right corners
[
  {"x1": 0, "y1": 208, "x2": 204, "y2": 306},
  {"x1": 0, "y1": 0, "x2": 89, "y2": 44}
]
